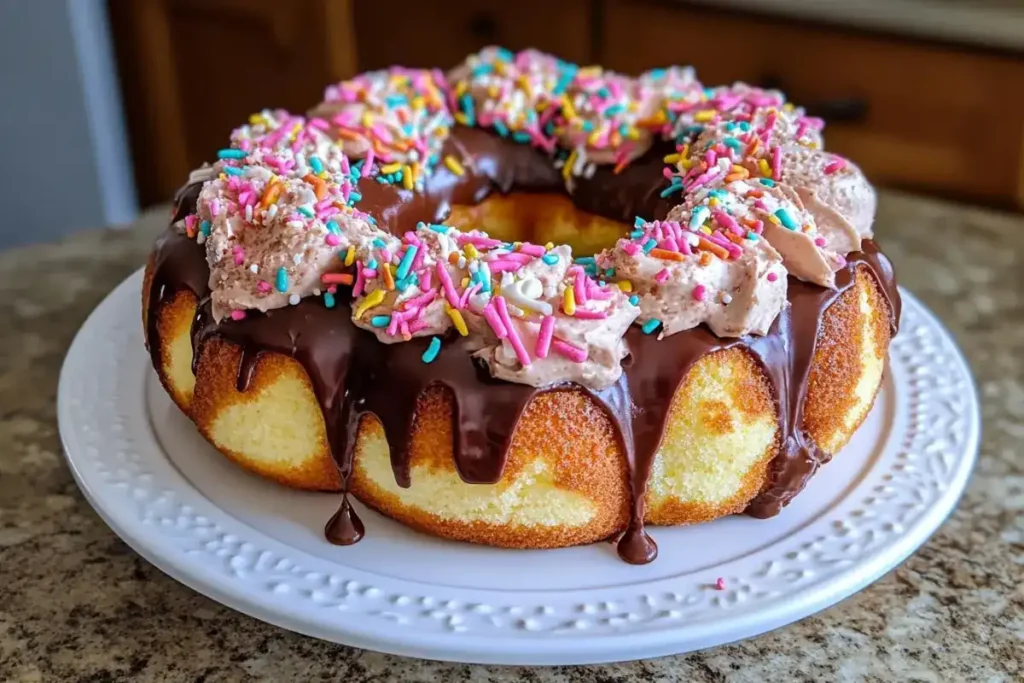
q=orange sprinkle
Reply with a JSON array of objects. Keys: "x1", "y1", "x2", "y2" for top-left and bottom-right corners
[
  {"x1": 699, "y1": 251, "x2": 713, "y2": 267},
  {"x1": 382, "y1": 262, "x2": 395, "y2": 290},
  {"x1": 321, "y1": 273, "x2": 354, "y2": 285},
  {"x1": 745, "y1": 189, "x2": 764, "y2": 199},
  {"x1": 725, "y1": 232, "x2": 745, "y2": 246},
  {"x1": 259, "y1": 181, "x2": 283, "y2": 209},
  {"x1": 724, "y1": 173, "x2": 746, "y2": 183},
  {"x1": 613, "y1": 160, "x2": 629, "y2": 175},
  {"x1": 448, "y1": 252, "x2": 460, "y2": 265},
  {"x1": 697, "y1": 237, "x2": 729, "y2": 259},
  {"x1": 649, "y1": 248, "x2": 685, "y2": 262},
  {"x1": 303, "y1": 173, "x2": 328, "y2": 200}
]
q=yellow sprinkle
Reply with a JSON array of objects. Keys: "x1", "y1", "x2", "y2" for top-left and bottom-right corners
[
  {"x1": 625, "y1": 127, "x2": 641, "y2": 141},
  {"x1": 562, "y1": 150, "x2": 578, "y2": 182},
  {"x1": 344, "y1": 245, "x2": 355, "y2": 266},
  {"x1": 544, "y1": 242, "x2": 554, "y2": 250},
  {"x1": 446, "y1": 304, "x2": 469, "y2": 336},
  {"x1": 563, "y1": 288, "x2": 576, "y2": 316},
  {"x1": 588, "y1": 129, "x2": 602, "y2": 146},
  {"x1": 461, "y1": 276, "x2": 470, "y2": 287},
  {"x1": 663, "y1": 153, "x2": 681, "y2": 164},
  {"x1": 455, "y1": 81, "x2": 468, "y2": 96},
  {"x1": 354, "y1": 288, "x2": 385, "y2": 319},
  {"x1": 783, "y1": 103, "x2": 795, "y2": 112},
  {"x1": 680, "y1": 159, "x2": 694, "y2": 170},
  {"x1": 402, "y1": 165, "x2": 414, "y2": 190},
  {"x1": 444, "y1": 155, "x2": 465, "y2": 176},
  {"x1": 464, "y1": 244, "x2": 480, "y2": 259},
  {"x1": 560, "y1": 96, "x2": 577, "y2": 120},
  {"x1": 249, "y1": 113, "x2": 266, "y2": 126},
  {"x1": 380, "y1": 162, "x2": 402, "y2": 175},
  {"x1": 680, "y1": 144, "x2": 690, "y2": 159},
  {"x1": 709, "y1": 197, "x2": 719, "y2": 207},
  {"x1": 767, "y1": 214, "x2": 782, "y2": 226},
  {"x1": 617, "y1": 280, "x2": 633, "y2": 293},
  {"x1": 700, "y1": 226, "x2": 713, "y2": 235},
  {"x1": 455, "y1": 112, "x2": 470, "y2": 126},
  {"x1": 759, "y1": 159, "x2": 772, "y2": 177},
  {"x1": 694, "y1": 110, "x2": 717, "y2": 122}
]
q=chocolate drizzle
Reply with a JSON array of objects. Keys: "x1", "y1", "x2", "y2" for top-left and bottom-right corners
[{"x1": 146, "y1": 126, "x2": 899, "y2": 564}]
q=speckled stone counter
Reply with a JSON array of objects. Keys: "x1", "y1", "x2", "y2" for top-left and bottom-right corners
[{"x1": 0, "y1": 190, "x2": 1020, "y2": 682}]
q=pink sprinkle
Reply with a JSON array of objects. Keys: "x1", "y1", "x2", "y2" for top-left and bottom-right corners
[
  {"x1": 404, "y1": 289, "x2": 436, "y2": 310},
  {"x1": 404, "y1": 232, "x2": 423, "y2": 246},
  {"x1": 622, "y1": 242, "x2": 640, "y2": 256},
  {"x1": 715, "y1": 577, "x2": 726, "y2": 591},
  {"x1": 308, "y1": 117, "x2": 330, "y2": 130},
  {"x1": 823, "y1": 157, "x2": 847, "y2": 175},
  {"x1": 458, "y1": 233, "x2": 504, "y2": 248},
  {"x1": 814, "y1": 237, "x2": 827, "y2": 247},
  {"x1": 693, "y1": 284, "x2": 707, "y2": 301},
  {"x1": 325, "y1": 233, "x2": 341, "y2": 247},
  {"x1": 488, "y1": 260, "x2": 523, "y2": 273},
  {"x1": 573, "y1": 270, "x2": 588, "y2": 306},
  {"x1": 362, "y1": 149, "x2": 374, "y2": 178},
  {"x1": 481, "y1": 301, "x2": 508, "y2": 339},
  {"x1": 230, "y1": 310, "x2": 246, "y2": 321},
  {"x1": 517, "y1": 243, "x2": 546, "y2": 258},
  {"x1": 353, "y1": 262, "x2": 366, "y2": 297},
  {"x1": 408, "y1": 318, "x2": 430, "y2": 334},
  {"x1": 436, "y1": 262, "x2": 461, "y2": 308},
  {"x1": 654, "y1": 268, "x2": 670, "y2": 283},
  {"x1": 572, "y1": 309, "x2": 609, "y2": 320},
  {"x1": 419, "y1": 270, "x2": 432, "y2": 291},
  {"x1": 257, "y1": 281, "x2": 272, "y2": 293},
  {"x1": 232, "y1": 248, "x2": 245, "y2": 266},
  {"x1": 459, "y1": 283, "x2": 481, "y2": 309},
  {"x1": 535, "y1": 316, "x2": 555, "y2": 359},
  {"x1": 550, "y1": 337, "x2": 588, "y2": 363},
  {"x1": 712, "y1": 210, "x2": 742, "y2": 236},
  {"x1": 835, "y1": 254, "x2": 847, "y2": 268},
  {"x1": 361, "y1": 268, "x2": 378, "y2": 279},
  {"x1": 209, "y1": 200, "x2": 221, "y2": 217},
  {"x1": 494, "y1": 296, "x2": 531, "y2": 366},
  {"x1": 767, "y1": 272, "x2": 778, "y2": 282}
]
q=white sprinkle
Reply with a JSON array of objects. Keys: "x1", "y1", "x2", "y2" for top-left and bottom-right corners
[
  {"x1": 244, "y1": 204, "x2": 253, "y2": 223},
  {"x1": 196, "y1": 233, "x2": 206, "y2": 245},
  {"x1": 249, "y1": 264, "x2": 259, "y2": 274},
  {"x1": 267, "y1": 204, "x2": 279, "y2": 220},
  {"x1": 721, "y1": 293, "x2": 733, "y2": 305},
  {"x1": 287, "y1": 220, "x2": 304, "y2": 229},
  {"x1": 288, "y1": 294, "x2": 300, "y2": 305},
  {"x1": 313, "y1": 288, "x2": 321, "y2": 296},
  {"x1": 687, "y1": 233, "x2": 701, "y2": 248}
]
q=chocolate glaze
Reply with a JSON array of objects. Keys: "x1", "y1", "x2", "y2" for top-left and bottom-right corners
[{"x1": 145, "y1": 126, "x2": 900, "y2": 564}]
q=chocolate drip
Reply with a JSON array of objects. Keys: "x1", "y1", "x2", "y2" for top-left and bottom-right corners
[{"x1": 145, "y1": 119, "x2": 899, "y2": 563}]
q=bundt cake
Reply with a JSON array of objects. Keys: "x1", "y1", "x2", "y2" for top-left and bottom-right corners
[{"x1": 143, "y1": 48, "x2": 900, "y2": 564}]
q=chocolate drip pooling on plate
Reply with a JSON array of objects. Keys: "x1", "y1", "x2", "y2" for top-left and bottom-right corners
[{"x1": 146, "y1": 126, "x2": 899, "y2": 564}]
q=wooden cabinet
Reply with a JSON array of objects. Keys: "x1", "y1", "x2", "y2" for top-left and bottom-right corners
[
  {"x1": 355, "y1": 0, "x2": 592, "y2": 71},
  {"x1": 108, "y1": 0, "x2": 357, "y2": 206},
  {"x1": 109, "y1": 0, "x2": 1024, "y2": 209},
  {"x1": 600, "y1": 1, "x2": 1024, "y2": 207}
]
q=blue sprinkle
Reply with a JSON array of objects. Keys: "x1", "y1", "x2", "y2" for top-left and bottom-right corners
[
  {"x1": 619, "y1": 122, "x2": 630, "y2": 137},
  {"x1": 496, "y1": 47, "x2": 515, "y2": 62},
  {"x1": 641, "y1": 319, "x2": 662, "y2": 335},
  {"x1": 402, "y1": 123, "x2": 415, "y2": 136},
  {"x1": 774, "y1": 208, "x2": 798, "y2": 230},
  {"x1": 349, "y1": 191, "x2": 362, "y2": 202},
  {"x1": 366, "y1": 215, "x2": 377, "y2": 225},
  {"x1": 396, "y1": 245, "x2": 418, "y2": 280},
  {"x1": 460, "y1": 94, "x2": 476, "y2": 126},
  {"x1": 327, "y1": 220, "x2": 340, "y2": 234},
  {"x1": 739, "y1": 121, "x2": 751, "y2": 131},
  {"x1": 371, "y1": 315, "x2": 391, "y2": 328},
  {"x1": 597, "y1": 87, "x2": 610, "y2": 98},
  {"x1": 429, "y1": 223, "x2": 449, "y2": 233},
  {"x1": 759, "y1": 178, "x2": 776, "y2": 187},
  {"x1": 634, "y1": 216, "x2": 647, "y2": 228},
  {"x1": 708, "y1": 189, "x2": 728, "y2": 199},
  {"x1": 471, "y1": 64, "x2": 493, "y2": 78},
  {"x1": 604, "y1": 268, "x2": 616, "y2": 278},
  {"x1": 604, "y1": 103, "x2": 626, "y2": 116},
  {"x1": 395, "y1": 273, "x2": 418, "y2": 292},
  {"x1": 199, "y1": 220, "x2": 211, "y2": 237},
  {"x1": 642, "y1": 238, "x2": 657, "y2": 254},
  {"x1": 544, "y1": 121, "x2": 556, "y2": 136},
  {"x1": 376, "y1": 176, "x2": 388, "y2": 184},
  {"x1": 367, "y1": 258, "x2": 378, "y2": 270},
  {"x1": 275, "y1": 267, "x2": 288, "y2": 293},
  {"x1": 309, "y1": 156, "x2": 324, "y2": 173},
  {"x1": 542, "y1": 253, "x2": 559, "y2": 265},
  {"x1": 217, "y1": 149, "x2": 246, "y2": 159},
  {"x1": 598, "y1": 280, "x2": 606, "y2": 287},
  {"x1": 385, "y1": 95, "x2": 408, "y2": 107},
  {"x1": 512, "y1": 131, "x2": 531, "y2": 143},
  {"x1": 648, "y1": 67, "x2": 667, "y2": 79},
  {"x1": 297, "y1": 206, "x2": 315, "y2": 218},
  {"x1": 323, "y1": 292, "x2": 336, "y2": 309},
  {"x1": 723, "y1": 137, "x2": 742, "y2": 151},
  {"x1": 223, "y1": 166, "x2": 245, "y2": 176},
  {"x1": 493, "y1": 120, "x2": 509, "y2": 137},
  {"x1": 660, "y1": 183, "x2": 683, "y2": 199},
  {"x1": 391, "y1": 171, "x2": 402, "y2": 183},
  {"x1": 689, "y1": 206, "x2": 710, "y2": 230},
  {"x1": 746, "y1": 231, "x2": 759, "y2": 241},
  {"x1": 629, "y1": 229, "x2": 644, "y2": 239},
  {"x1": 422, "y1": 336, "x2": 442, "y2": 363},
  {"x1": 372, "y1": 238, "x2": 386, "y2": 248},
  {"x1": 574, "y1": 256, "x2": 597, "y2": 265},
  {"x1": 581, "y1": 120, "x2": 595, "y2": 132},
  {"x1": 629, "y1": 295, "x2": 640, "y2": 307}
]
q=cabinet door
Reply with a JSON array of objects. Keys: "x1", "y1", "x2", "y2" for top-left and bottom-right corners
[
  {"x1": 355, "y1": 0, "x2": 593, "y2": 70},
  {"x1": 109, "y1": 0, "x2": 357, "y2": 205},
  {"x1": 601, "y1": 0, "x2": 1024, "y2": 206}
]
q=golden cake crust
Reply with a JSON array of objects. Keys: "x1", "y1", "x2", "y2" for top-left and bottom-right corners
[{"x1": 144, "y1": 256, "x2": 892, "y2": 548}]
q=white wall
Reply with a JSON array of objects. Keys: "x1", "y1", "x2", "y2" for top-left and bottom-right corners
[{"x1": 0, "y1": 0, "x2": 137, "y2": 247}]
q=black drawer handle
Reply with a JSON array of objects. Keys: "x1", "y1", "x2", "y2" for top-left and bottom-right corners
[
  {"x1": 467, "y1": 13, "x2": 498, "y2": 41},
  {"x1": 757, "y1": 75, "x2": 869, "y2": 124}
]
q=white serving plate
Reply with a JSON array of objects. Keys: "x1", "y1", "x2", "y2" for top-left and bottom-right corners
[{"x1": 58, "y1": 270, "x2": 978, "y2": 665}]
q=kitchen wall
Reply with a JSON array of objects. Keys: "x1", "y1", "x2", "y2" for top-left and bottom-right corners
[{"x1": 0, "y1": 0, "x2": 136, "y2": 247}]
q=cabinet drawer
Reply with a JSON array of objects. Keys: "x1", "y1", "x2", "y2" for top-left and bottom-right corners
[
  {"x1": 355, "y1": 0, "x2": 593, "y2": 70},
  {"x1": 602, "y1": 1, "x2": 1024, "y2": 204}
]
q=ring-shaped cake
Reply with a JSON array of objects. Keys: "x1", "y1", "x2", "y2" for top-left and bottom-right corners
[{"x1": 144, "y1": 48, "x2": 899, "y2": 564}]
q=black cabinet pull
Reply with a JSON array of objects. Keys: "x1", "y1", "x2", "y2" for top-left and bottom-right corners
[
  {"x1": 467, "y1": 13, "x2": 498, "y2": 41},
  {"x1": 757, "y1": 74, "x2": 869, "y2": 124}
]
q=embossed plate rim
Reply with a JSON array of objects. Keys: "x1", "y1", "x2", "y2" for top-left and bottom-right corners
[{"x1": 58, "y1": 270, "x2": 979, "y2": 664}]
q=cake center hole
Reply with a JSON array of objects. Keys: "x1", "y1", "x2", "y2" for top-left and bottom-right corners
[{"x1": 446, "y1": 193, "x2": 626, "y2": 257}]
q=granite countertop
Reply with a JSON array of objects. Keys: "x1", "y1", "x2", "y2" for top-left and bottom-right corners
[{"x1": 0, "y1": 190, "x2": 1021, "y2": 682}]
